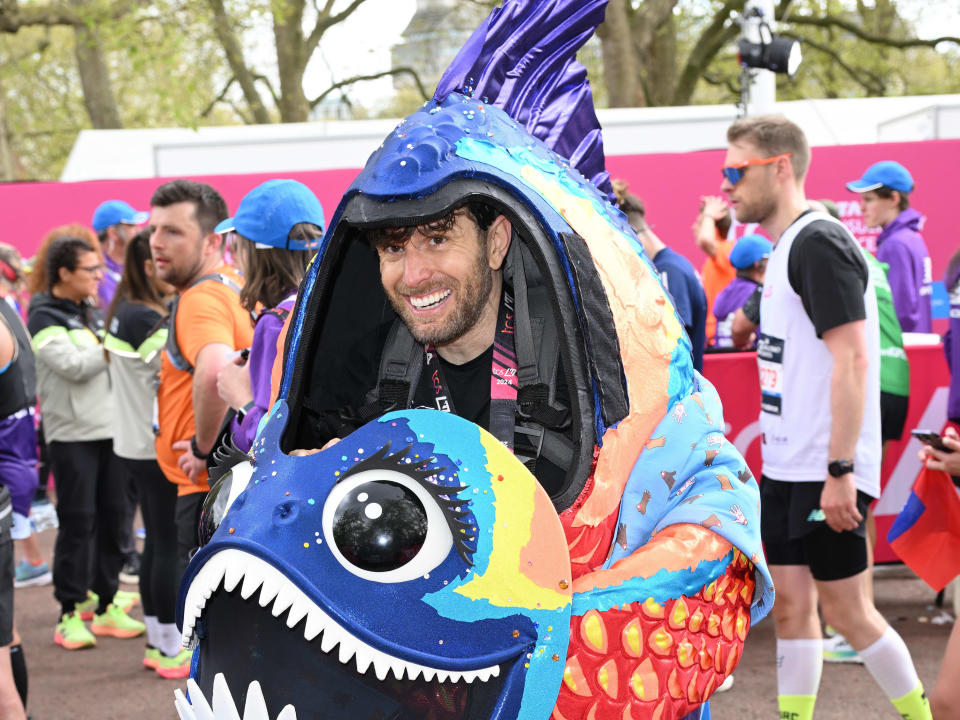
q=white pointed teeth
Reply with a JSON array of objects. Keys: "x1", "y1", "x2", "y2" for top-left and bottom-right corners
[
  {"x1": 181, "y1": 549, "x2": 500, "y2": 688},
  {"x1": 174, "y1": 674, "x2": 296, "y2": 720}
]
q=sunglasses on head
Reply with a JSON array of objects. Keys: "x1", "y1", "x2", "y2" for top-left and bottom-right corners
[{"x1": 722, "y1": 153, "x2": 791, "y2": 185}]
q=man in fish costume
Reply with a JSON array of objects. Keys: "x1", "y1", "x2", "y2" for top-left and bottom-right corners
[{"x1": 173, "y1": 2, "x2": 774, "y2": 719}]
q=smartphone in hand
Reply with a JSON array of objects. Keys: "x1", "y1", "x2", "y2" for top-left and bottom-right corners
[{"x1": 911, "y1": 429, "x2": 955, "y2": 454}]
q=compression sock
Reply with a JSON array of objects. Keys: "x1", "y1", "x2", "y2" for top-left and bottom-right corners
[
  {"x1": 776, "y1": 638, "x2": 822, "y2": 720},
  {"x1": 9, "y1": 643, "x2": 27, "y2": 707},
  {"x1": 859, "y1": 627, "x2": 931, "y2": 719},
  {"x1": 158, "y1": 621, "x2": 184, "y2": 658},
  {"x1": 144, "y1": 615, "x2": 160, "y2": 650}
]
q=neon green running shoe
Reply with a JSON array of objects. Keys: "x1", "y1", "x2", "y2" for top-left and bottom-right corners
[
  {"x1": 76, "y1": 591, "x2": 99, "y2": 621},
  {"x1": 54, "y1": 611, "x2": 96, "y2": 650},
  {"x1": 77, "y1": 590, "x2": 138, "y2": 620},
  {"x1": 114, "y1": 589, "x2": 140, "y2": 609},
  {"x1": 143, "y1": 646, "x2": 161, "y2": 669},
  {"x1": 90, "y1": 604, "x2": 145, "y2": 639},
  {"x1": 155, "y1": 648, "x2": 193, "y2": 679}
]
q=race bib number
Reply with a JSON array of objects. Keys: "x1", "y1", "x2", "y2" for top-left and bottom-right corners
[{"x1": 757, "y1": 334, "x2": 784, "y2": 416}]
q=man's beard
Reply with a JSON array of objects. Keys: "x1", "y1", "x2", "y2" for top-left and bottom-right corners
[
  {"x1": 733, "y1": 189, "x2": 778, "y2": 225},
  {"x1": 390, "y1": 260, "x2": 494, "y2": 348},
  {"x1": 161, "y1": 253, "x2": 206, "y2": 291}
]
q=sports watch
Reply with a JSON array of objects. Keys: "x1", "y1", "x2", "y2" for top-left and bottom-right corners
[{"x1": 827, "y1": 458, "x2": 854, "y2": 478}]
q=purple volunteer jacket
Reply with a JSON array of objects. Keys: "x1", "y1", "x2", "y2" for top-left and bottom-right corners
[
  {"x1": 229, "y1": 295, "x2": 296, "y2": 452},
  {"x1": 945, "y1": 263, "x2": 960, "y2": 421},
  {"x1": 713, "y1": 277, "x2": 759, "y2": 348},
  {"x1": 877, "y1": 208, "x2": 932, "y2": 333}
]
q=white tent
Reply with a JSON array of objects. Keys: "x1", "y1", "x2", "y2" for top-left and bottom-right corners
[{"x1": 62, "y1": 93, "x2": 960, "y2": 181}]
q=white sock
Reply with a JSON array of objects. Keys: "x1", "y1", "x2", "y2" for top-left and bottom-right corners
[
  {"x1": 143, "y1": 615, "x2": 160, "y2": 649},
  {"x1": 158, "y1": 622, "x2": 184, "y2": 658},
  {"x1": 777, "y1": 638, "x2": 823, "y2": 696},
  {"x1": 859, "y1": 626, "x2": 921, "y2": 700}
]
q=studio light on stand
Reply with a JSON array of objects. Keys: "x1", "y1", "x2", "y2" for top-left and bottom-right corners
[{"x1": 736, "y1": 3, "x2": 802, "y2": 117}]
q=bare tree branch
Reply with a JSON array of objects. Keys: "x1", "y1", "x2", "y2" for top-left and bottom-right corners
[
  {"x1": 702, "y1": 70, "x2": 740, "y2": 98},
  {"x1": 306, "y1": 0, "x2": 366, "y2": 58},
  {"x1": 780, "y1": 31, "x2": 886, "y2": 95},
  {"x1": 206, "y1": 0, "x2": 271, "y2": 123},
  {"x1": 200, "y1": 76, "x2": 236, "y2": 118},
  {"x1": 0, "y1": 0, "x2": 140, "y2": 32},
  {"x1": 252, "y1": 74, "x2": 280, "y2": 107},
  {"x1": 785, "y1": 13, "x2": 960, "y2": 48},
  {"x1": 671, "y1": 0, "x2": 745, "y2": 105},
  {"x1": 309, "y1": 67, "x2": 428, "y2": 110}
]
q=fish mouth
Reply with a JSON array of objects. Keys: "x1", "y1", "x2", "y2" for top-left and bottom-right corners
[{"x1": 179, "y1": 549, "x2": 510, "y2": 720}]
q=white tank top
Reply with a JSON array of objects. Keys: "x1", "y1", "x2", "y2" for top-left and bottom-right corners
[{"x1": 757, "y1": 211, "x2": 881, "y2": 497}]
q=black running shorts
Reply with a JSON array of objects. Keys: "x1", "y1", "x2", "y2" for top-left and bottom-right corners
[
  {"x1": 760, "y1": 476, "x2": 873, "y2": 581},
  {"x1": 880, "y1": 391, "x2": 909, "y2": 443}
]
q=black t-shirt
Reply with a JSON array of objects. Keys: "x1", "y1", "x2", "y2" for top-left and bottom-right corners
[
  {"x1": 413, "y1": 346, "x2": 492, "y2": 425},
  {"x1": 110, "y1": 301, "x2": 163, "y2": 348},
  {"x1": 787, "y1": 217, "x2": 868, "y2": 337}
]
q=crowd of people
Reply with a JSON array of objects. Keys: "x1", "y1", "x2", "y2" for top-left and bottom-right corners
[
  {"x1": 0, "y1": 111, "x2": 954, "y2": 720},
  {"x1": 0, "y1": 178, "x2": 324, "y2": 717}
]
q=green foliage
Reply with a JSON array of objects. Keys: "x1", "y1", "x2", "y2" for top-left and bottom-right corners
[{"x1": 609, "y1": 0, "x2": 960, "y2": 107}]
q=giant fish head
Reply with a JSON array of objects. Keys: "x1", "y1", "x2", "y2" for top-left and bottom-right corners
[{"x1": 178, "y1": 405, "x2": 573, "y2": 720}]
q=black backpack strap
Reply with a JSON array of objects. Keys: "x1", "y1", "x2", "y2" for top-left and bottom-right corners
[
  {"x1": 362, "y1": 318, "x2": 422, "y2": 412},
  {"x1": 508, "y1": 243, "x2": 573, "y2": 473},
  {"x1": 164, "y1": 273, "x2": 249, "y2": 375}
]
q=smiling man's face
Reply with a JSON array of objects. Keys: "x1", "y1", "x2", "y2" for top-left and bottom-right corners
[{"x1": 376, "y1": 209, "x2": 500, "y2": 348}]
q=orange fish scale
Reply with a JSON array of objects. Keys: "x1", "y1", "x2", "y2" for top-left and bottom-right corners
[
  {"x1": 597, "y1": 658, "x2": 620, "y2": 700},
  {"x1": 668, "y1": 599, "x2": 689, "y2": 630},
  {"x1": 555, "y1": 555, "x2": 754, "y2": 719}
]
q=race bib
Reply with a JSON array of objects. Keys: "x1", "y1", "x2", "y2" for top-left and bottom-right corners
[{"x1": 757, "y1": 334, "x2": 784, "y2": 416}]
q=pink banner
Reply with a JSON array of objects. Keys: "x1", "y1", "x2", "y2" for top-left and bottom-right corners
[
  {"x1": 703, "y1": 345, "x2": 952, "y2": 564},
  {"x1": 3, "y1": 139, "x2": 959, "y2": 282}
]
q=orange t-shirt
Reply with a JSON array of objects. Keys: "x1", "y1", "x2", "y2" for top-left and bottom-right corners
[
  {"x1": 156, "y1": 266, "x2": 254, "y2": 496},
  {"x1": 701, "y1": 238, "x2": 736, "y2": 346}
]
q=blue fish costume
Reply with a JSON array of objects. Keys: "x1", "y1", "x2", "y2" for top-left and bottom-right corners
[{"x1": 174, "y1": 2, "x2": 774, "y2": 719}]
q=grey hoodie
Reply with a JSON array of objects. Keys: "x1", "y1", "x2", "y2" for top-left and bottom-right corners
[{"x1": 26, "y1": 292, "x2": 114, "y2": 442}]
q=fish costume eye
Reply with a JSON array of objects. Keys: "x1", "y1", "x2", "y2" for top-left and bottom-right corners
[
  {"x1": 199, "y1": 449, "x2": 255, "y2": 546},
  {"x1": 322, "y1": 469, "x2": 454, "y2": 582}
]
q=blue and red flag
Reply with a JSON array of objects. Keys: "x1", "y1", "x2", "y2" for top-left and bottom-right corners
[{"x1": 888, "y1": 466, "x2": 960, "y2": 591}]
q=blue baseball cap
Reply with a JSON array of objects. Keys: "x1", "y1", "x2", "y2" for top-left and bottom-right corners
[
  {"x1": 729, "y1": 233, "x2": 772, "y2": 270},
  {"x1": 846, "y1": 161, "x2": 914, "y2": 194},
  {"x1": 91, "y1": 200, "x2": 148, "y2": 232},
  {"x1": 215, "y1": 180, "x2": 324, "y2": 251}
]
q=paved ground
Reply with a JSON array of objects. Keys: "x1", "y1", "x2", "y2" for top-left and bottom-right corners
[{"x1": 13, "y1": 528, "x2": 953, "y2": 720}]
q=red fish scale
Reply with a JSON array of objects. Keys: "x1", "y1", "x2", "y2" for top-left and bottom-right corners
[{"x1": 552, "y1": 552, "x2": 755, "y2": 720}]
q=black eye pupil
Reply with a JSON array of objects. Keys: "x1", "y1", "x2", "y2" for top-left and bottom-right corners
[{"x1": 333, "y1": 481, "x2": 428, "y2": 572}]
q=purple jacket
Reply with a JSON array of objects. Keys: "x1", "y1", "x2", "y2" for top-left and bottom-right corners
[
  {"x1": 712, "y1": 277, "x2": 759, "y2": 347},
  {"x1": 97, "y1": 253, "x2": 122, "y2": 310},
  {"x1": 229, "y1": 296, "x2": 295, "y2": 452},
  {"x1": 877, "y1": 208, "x2": 931, "y2": 333},
  {"x1": 945, "y1": 263, "x2": 960, "y2": 421}
]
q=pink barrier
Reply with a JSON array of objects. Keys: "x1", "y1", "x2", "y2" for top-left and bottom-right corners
[
  {"x1": 4, "y1": 139, "x2": 960, "y2": 280},
  {"x1": 703, "y1": 344, "x2": 952, "y2": 563}
]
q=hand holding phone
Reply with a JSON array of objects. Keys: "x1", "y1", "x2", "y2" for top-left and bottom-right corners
[{"x1": 911, "y1": 429, "x2": 955, "y2": 454}]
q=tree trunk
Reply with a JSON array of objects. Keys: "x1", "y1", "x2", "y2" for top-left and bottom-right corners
[
  {"x1": 207, "y1": 0, "x2": 271, "y2": 124},
  {"x1": 597, "y1": 0, "x2": 643, "y2": 107},
  {"x1": 645, "y1": 13, "x2": 677, "y2": 105},
  {"x1": 71, "y1": 5, "x2": 122, "y2": 129},
  {"x1": 0, "y1": 76, "x2": 15, "y2": 180},
  {"x1": 273, "y1": 0, "x2": 309, "y2": 123}
]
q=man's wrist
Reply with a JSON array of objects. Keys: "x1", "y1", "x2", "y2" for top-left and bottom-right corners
[
  {"x1": 190, "y1": 435, "x2": 208, "y2": 460},
  {"x1": 237, "y1": 401, "x2": 255, "y2": 419},
  {"x1": 827, "y1": 458, "x2": 854, "y2": 478}
]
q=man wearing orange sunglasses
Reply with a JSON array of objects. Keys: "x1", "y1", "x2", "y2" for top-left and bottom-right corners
[{"x1": 722, "y1": 115, "x2": 932, "y2": 720}]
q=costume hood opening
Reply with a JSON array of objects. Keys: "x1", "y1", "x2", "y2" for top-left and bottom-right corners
[{"x1": 281, "y1": 177, "x2": 630, "y2": 512}]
